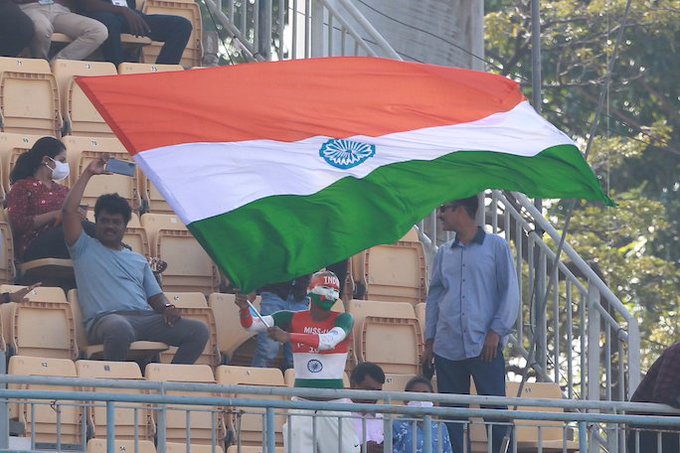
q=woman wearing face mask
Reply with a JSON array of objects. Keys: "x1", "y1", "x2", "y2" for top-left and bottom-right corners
[
  {"x1": 393, "y1": 376, "x2": 453, "y2": 453},
  {"x1": 7, "y1": 137, "x2": 95, "y2": 262}
]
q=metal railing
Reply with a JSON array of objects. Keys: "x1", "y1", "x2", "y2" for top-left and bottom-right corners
[
  {"x1": 0, "y1": 375, "x2": 678, "y2": 453},
  {"x1": 201, "y1": 0, "x2": 401, "y2": 61}
]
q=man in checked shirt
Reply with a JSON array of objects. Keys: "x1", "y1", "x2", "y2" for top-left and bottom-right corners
[{"x1": 627, "y1": 341, "x2": 680, "y2": 453}]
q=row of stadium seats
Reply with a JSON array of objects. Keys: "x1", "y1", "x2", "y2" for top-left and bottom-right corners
[
  {"x1": 0, "y1": 57, "x2": 186, "y2": 139},
  {"x1": 8, "y1": 356, "x2": 577, "y2": 451},
  {"x1": 0, "y1": 286, "x2": 426, "y2": 375}
]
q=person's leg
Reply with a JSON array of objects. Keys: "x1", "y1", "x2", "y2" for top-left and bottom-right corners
[
  {"x1": 284, "y1": 406, "x2": 315, "y2": 453},
  {"x1": 140, "y1": 12, "x2": 191, "y2": 65},
  {"x1": 128, "y1": 312, "x2": 209, "y2": 364},
  {"x1": 316, "y1": 407, "x2": 360, "y2": 453},
  {"x1": 51, "y1": 5, "x2": 108, "y2": 60},
  {"x1": 87, "y1": 313, "x2": 135, "y2": 361},
  {"x1": 251, "y1": 293, "x2": 286, "y2": 368},
  {"x1": 470, "y1": 345, "x2": 508, "y2": 453},
  {"x1": 86, "y1": 11, "x2": 127, "y2": 66},
  {"x1": 435, "y1": 354, "x2": 472, "y2": 453},
  {"x1": 0, "y1": 0, "x2": 35, "y2": 57},
  {"x1": 19, "y1": 3, "x2": 53, "y2": 59}
]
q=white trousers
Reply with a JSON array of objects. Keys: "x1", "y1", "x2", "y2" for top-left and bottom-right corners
[
  {"x1": 20, "y1": 3, "x2": 108, "y2": 60},
  {"x1": 283, "y1": 398, "x2": 360, "y2": 453}
]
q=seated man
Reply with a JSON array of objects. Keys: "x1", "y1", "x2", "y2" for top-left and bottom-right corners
[
  {"x1": 13, "y1": 0, "x2": 107, "y2": 60},
  {"x1": 350, "y1": 362, "x2": 386, "y2": 453},
  {"x1": 78, "y1": 0, "x2": 191, "y2": 66},
  {"x1": 236, "y1": 270, "x2": 360, "y2": 453},
  {"x1": 63, "y1": 156, "x2": 209, "y2": 363},
  {"x1": 0, "y1": 0, "x2": 35, "y2": 57}
]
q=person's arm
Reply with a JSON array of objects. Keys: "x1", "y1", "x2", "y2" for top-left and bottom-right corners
[
  {"x1": 271, "y1": 312, "x2": 353, "y2": 350},
  {"x1": 234, "y1": 292, "x2": 276, "y2": 332},
  {"x1": 78, "y1": 0, "x2": 150, "y2": 36},
  {"x1": 489, "y1": 239, "x2": 520, "y2": 337},
  {"x1": 147, "y1": 292, "x2": 181, "y2": 327},
  {"x1": 62, "y1": 156, "x2": 107, "y2": 246},
  {"x1": 424, "y1": 248, "x2": 444, "y2": 362}
]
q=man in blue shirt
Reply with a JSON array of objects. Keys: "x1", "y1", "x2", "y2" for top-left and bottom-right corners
[{"x1": 423, "y1": 195, "x2": 519, "y2": 453}]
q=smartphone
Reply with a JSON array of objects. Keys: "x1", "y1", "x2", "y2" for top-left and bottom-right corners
[{"x1": 106, "y1": 159, "x2": 136, "y2": 177}]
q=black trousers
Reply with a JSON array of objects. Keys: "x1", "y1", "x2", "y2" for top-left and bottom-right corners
[
  {"x1": 23, "y1": 221, "x2": 97, "y2": 261},
  {"x1": 0, "y1": 0, "x2": 34, "y2": 57}
]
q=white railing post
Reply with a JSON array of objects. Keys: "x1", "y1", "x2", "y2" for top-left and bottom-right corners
[
  {"x1": 310, "y1": 0, "x2": 325, "y2": 57},
  {"x1": 587, "y1": 282, "x2": 601, "y2": 451}
]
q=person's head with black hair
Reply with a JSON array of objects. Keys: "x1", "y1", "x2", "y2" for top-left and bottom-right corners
[
  {"x1": 10, "y1": 136, "x2": 68, "y2": 185},
  {"x1": 438, "y1": 195, "x2": 480, "y2": 241},
  {"x1": 94, "y1": 193, "x2": 132, "y2": 248},
  {"x1": 404, "y1": 376, "x2": 434, "y2": 393},
  {"x1": 350, "y1": 362, "x2": 386, "y2": 402}
]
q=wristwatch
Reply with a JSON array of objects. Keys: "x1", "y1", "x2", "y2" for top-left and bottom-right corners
[{"x1": 163, "y1": 303, "x2": 175, "y2": 311}]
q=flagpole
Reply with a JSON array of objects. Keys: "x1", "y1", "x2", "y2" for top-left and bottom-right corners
[{"x1": 246, "y1": 299, "x2": 271, "y2": 328}]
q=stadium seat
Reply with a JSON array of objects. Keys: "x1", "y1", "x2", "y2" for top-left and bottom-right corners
[
  {"x1": 0, "y1": 284, "x2": 66, "y2": 352},
  {"x1": 216, "y1": 365, "x2": 285, "y2": 446},
  {"x1": 207, "y1": 293, "x2": 261, "y2": 365},
  {"x1": 348, "y1": 299, "x2": 422, "y2": 374},
  {"x1": 141, "y1": 0, "x2": 203, "y2": 68},
  {"x1": 12, "y1": 300, "x2": 78, "y2": 359},
  {"x1": 141, "y1": 214, "x2": 219, "y2": 293},
  {"x1": 86, "y1": 438, "x2": 157, "y2": 453},
  {"x1": 382, "y1": 373, "x2": 416, "y2": 392},
  {"x1": 0, "y1": 57, "x2": 61, "y2": 136},
  {"x1": 77, "y1": 149, "x2": 141, "y2": 212},
  {"x1": 0, "y1": 132, "x2": 43, "y2": 195},
  {"x1": 167, "y1": 442, "x2": 224, "y2": 453},
  {"x1": 76, "y1": 360, "x2": 154, "y2": 440},
  {"x1": 0, "y1": 221, "x2": 16, "y2": 284},
  {"x1": 51, "y1": 59, "x2": 117, "y2": 137},
  {"x1": 159, "y1": 292, "x2": 220, "y2": 367},
  {"x1": 353, "y1": 230, "x2": 428, "y2": 304},
  {"x1": 68, "y1": 289, "x2": 170, "y2": 360},
  {"x1": 118, "y1": 62, "x2": 184, "y2": 74},
  {"x1": 8, "y1": 355, "x2": 83, "y2": 448},
  {"x1": 62, "y1": 135, "x2": 126, "y2": 187},
  {"x1": 414, "y1": 302, "x2": 426, "y2": 339},
  {"x1": 145, "y1": 363, "x2": 226, "y2": 446}
]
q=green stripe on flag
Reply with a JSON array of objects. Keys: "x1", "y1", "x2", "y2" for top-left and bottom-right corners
[{"x1": 189, "y1": 145, "x2": 611, "y2": 292}]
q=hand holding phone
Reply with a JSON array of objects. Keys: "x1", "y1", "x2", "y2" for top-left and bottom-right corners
[{"x1": 105, "y1": 159, "x2": 136, "y2": 177}]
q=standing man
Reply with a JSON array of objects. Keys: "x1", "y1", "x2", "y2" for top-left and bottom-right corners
[
  {"x1": 78, "y1": 0, "x2": 191, "y2": 67},
  {"x1": 62, "y1": 156, "x2": 209, "y2": 363},
  {"x1": 423, "y1": 195, "x2": 519, "y2": 453},
  {"x1": 236, "y1": 270, "x2": 360, "y2": 453},
  {"x1": 627, "y1": 341, "x2": 680, "y2": 453}
]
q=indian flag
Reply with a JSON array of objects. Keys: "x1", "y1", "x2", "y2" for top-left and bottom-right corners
[{"x1": 77, "y1": 57, "x2": 611, "y2": 292}]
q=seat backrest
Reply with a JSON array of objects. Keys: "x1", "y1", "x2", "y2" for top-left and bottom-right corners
[
  {"x1": 87, "y1": 438, "x2": 157, "y2": 453},
  {"x1": 145, "y1": 363, "x2": 224, "y2": 446},
  {"x1": 349, "y1": 300, "x2": 421, "y2": 374},
  {"x1": 12, "y1": 300, "x2": 78, "y2": 359},
  {"x1": 159, "y1": 306, "x2": 220, "y2": 367},
  {"x1": 414, "y1": 303, "x2": 426, "y2": 340},
  {"x1": 141, "y1": 213, "x2": 186, "y2": 247},
  {"x1": 51, "y1": 59, "x2": 117, "y2": 137},
  {"x1": 8, "y1": 355, "x2": 82, "y2": 447},
  {"x1": 67, "y1": 288, "x2": 89, "y2": 354},
  {"x1": 506, "y1": 381, "x2": 568, "y2": 442},
  {"x1": 0, "y1": 57, "x2": 60, "y2": 136},
  {"x1": 0, "y1": 132, "x2": 42, "y2": 195},
  {"x1": 164, "y1": 292, "x2": 207, "y2": 308},
  {"x1": 216, "y1": 366, "x2": 285, "y2": 446},
  {"x1": 76, "y1": 360, "x2": 152, "y2": 440},
  {"x1": 77, "y1": 150, "x2": 141, "y2": 211},
  {"x1": 141, "y1": 1, "x2": 203, "y2": 67},
  {"x1": 62, "y1": 136, "x2": 127, "y2": 187},
  {"x1": 364, "y1": 240, "x2": 428, "y2": 304},
  {"x1": 0, "y1": 221, "x2": 16, "y2": 284},
  {"x1": 207, "y1": 293, "x2": 260, "y2": 360},
  {"x1": 118, "y1": 63, "x2": 184, "y2": 74},
  {"x1": 156, "y1": 229, "x2": 217, "y2": 293}
]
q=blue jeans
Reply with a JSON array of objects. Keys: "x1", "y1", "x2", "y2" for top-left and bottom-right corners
[
  {"x1": 251, "y1": 292, "x2": 309, "y2": 369},
  {"x1": 87, "y1": 10, "x2": 191, "y2": 66},
  {"x1": 435, "y1": 346, "x2": 510, "y2": 453}
]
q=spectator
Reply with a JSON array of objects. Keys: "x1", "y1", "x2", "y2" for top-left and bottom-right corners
[
  {"x1": 627, "y1": 341, "x2": 680, "y2": 453},
  {"x1": 392, "y1": 376, "x2": 452, "y2": 453},
  {"x1": 251, "y1": 274, "x2": 311, "y2": 370},
  {"x1": 0, "y1": 0, "x2": 35, "y2": 57},
  {"x1": 78, "y1": 0, "x2": 191, "y2": 67},
  {"x1": 350, "y1": 362, "x2": 386, "y2": 453},
  {"x1": 62, "y1": 156, "x2": 209, "y2": 363},
  {"x1": 0, "y1": 283, "x2": 42, "y2": 304},
  {"x1": 236, "y1": 270, "x2": 360, "y2": 453},
  {"x1": 8, "y1": 137, "x2": 96, "y2": 262},
  {"x1": 423, "y1": 195, "x2": 519, "y2": 453},
  {"x1": 13, "y1": 0, "x2": 107, "y2": 61}
]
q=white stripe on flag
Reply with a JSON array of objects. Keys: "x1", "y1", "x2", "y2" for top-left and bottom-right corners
[{"x1": 134, "y1": 101, "x2": 574, "y2": 224}]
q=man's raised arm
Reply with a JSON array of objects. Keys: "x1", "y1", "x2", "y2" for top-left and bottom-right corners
[{"x1": 62, "y1": 156, "x2": 108, "y2": 246}]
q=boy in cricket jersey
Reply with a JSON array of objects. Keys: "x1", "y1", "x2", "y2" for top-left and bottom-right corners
[{"x1": 235, "y1": 270, "x2": 360, "y2": 453}]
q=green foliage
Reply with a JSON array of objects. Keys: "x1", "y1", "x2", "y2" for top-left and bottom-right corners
[{"x1": 485, "y1": 1, "x2": 680, "y2": 364}]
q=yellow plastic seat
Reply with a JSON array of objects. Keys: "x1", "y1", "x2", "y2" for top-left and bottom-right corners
[
  {"x1": 118, "y1": 62, "x2": 184, "y2": 74},
  {"x1": 0, "y1": 221, "x2": 16, "y2": 284},
  {"x1": 86, "y1": 438, "x2": 157, "y2": 453},
  {"x1": 207, "y1": 293, "x2": 261, "y2": 365},
  {"x1": 51, "y1": 59, "x2": 117, "y2": 137},
  {"x1": 12, "y1": 300, "x2": 78, "y2": 359},
  {"x1": 0, "y1": 132, "x2": 44, "y2": 195}
]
